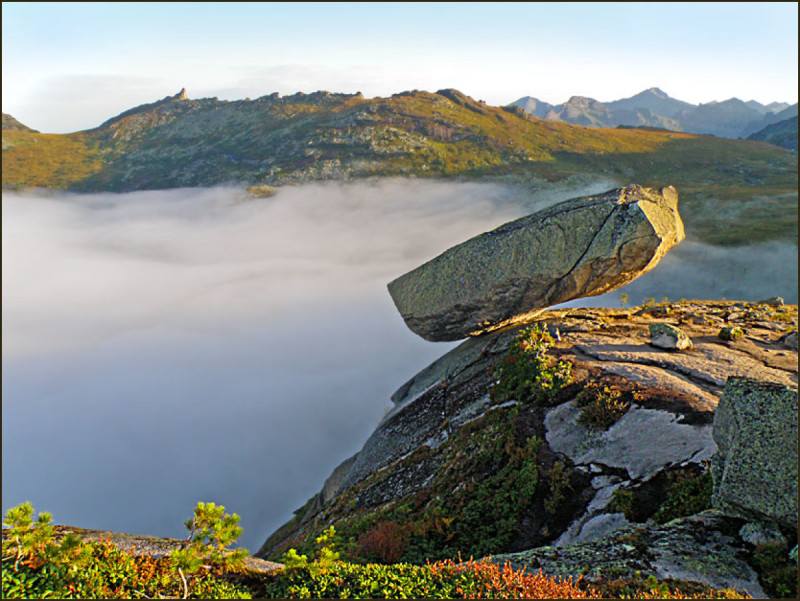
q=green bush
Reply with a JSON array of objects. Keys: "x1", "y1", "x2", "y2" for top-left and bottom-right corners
[
  {"x1": 2, "y1": 501, "x2": 753, "y2": 599},
  {"x1": 544, "y1": 460, "x2": 574, "y2": 515},
  {"x1": 170, "y1": 501, "x2": 250, "y2": 597},
  {"x1": 492, "y1": 323, "x2": 572, "y2": 405},
  {"x1": 652, "y1": 470, "x2": 712, "y2": 524},
  {"x1": 751, "y1": 541, "x2": 798, "y2": 599},
  {"x1": 608, "y1": 488, "x2": 636, "y2": 520},
  {"x1": 576, "y1": 382, "x2": 630, "y2": 429}
]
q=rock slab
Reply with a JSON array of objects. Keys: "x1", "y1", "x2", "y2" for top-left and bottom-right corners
[
  {"x1": 388, "y1": 185, "x2": 685, "y2": 341},
  {"x1": 711, "y1": 377, "x2": 798, "y2": 531}
]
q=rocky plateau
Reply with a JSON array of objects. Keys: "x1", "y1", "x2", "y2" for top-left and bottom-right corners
[{"x1": 258, "y1": 185, "x2": 797, "y2": 598}]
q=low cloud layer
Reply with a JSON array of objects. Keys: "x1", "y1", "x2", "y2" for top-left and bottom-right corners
[{"x1": 2, "y1": 180, "x2": 796, "y2": 551}]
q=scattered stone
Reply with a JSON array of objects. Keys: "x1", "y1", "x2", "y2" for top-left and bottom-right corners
[
  {"x1": 636, "y1": 304, "x2": 671, "y2": 317},
  {"x1": 739, "y1": 521, "x2": 786, "y2": 547},
  {"x1": 757, "y1": 296, "x2": 784, "y2": 307},
  {"x1": 780, "y1": 330, "x2": 798, "y2": 350},
  {"x1": 711, "y1": 377, "x2": 798, "y2": 531},
  {"x1": 718, "y1": 326, "x2": 744, "y2": 341},
  {"x1": 649, "y1": 323, "x2": 693, "y2": 350},
  {"x1": 388, "y1": 185, "x2": 685, "y2": 341}
]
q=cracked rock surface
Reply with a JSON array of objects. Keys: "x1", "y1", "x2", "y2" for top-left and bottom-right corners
[{"x1": 388, "y1": 185, "x2": 685, "y2": 341}]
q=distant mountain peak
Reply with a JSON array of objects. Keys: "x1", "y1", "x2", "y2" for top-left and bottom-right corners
[
  {"x1": 175, "y1": 88, "x2": 187, "y2": 101},
  {"x1": 644, "y1": 87, "x2": 669, "y2": 97}
]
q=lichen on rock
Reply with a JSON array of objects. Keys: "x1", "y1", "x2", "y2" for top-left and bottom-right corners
[{"x1": 387, "y1": 185, "x2": 685, "y2": 342}]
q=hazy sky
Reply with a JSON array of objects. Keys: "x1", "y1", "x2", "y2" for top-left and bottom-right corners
[{"x1": 2, "y1": 2, "x2": 797, "y2": 133}]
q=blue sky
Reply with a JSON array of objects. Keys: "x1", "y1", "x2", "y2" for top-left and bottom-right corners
[{"x1": 2, "y1": 2, "x2": 798, "y2": 133}]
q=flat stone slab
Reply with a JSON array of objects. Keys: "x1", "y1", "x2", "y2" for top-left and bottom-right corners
[
  {"x1": 545, "y1": 403, "x2": 716, "y2": 481},
  {"x1": 388, "y1": 185, "x2": 685, "y2": 341},
  {"x1": 572, "y1": 334, "x2": 797, "y2": 389}
]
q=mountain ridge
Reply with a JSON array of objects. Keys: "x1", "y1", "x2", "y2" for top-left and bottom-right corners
[
  {"x1": 2, "y1": 87, "x2": 797, "y2": 246},
  {"x1": 509, "y1": 88, "x2": 797, "y2": 140}
]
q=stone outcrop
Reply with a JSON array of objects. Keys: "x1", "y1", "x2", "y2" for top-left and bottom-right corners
[
  {"x1": 258, "y1": 301, "x2": 797, "y2": 567},
  {"x1": 492, "y1": 511, "x2": 767, "y2": 598},
  {"x1": 388, "y1": 185, "x2": 685, "y2": 342},
  {"x1": 711, "y1": 377, "x2": 798, "y2": 531}
]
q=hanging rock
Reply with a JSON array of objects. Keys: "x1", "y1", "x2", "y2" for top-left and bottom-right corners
[{"x1": 388, "y1": 185, "x2": 685, "y2": 341}]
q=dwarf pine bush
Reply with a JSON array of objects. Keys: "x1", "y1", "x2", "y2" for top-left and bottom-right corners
[{"x1": 493, "y1": 323, "x2": 573, "y2": 405}]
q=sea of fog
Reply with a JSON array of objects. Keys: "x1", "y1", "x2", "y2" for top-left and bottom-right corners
[{"x1": 2, "y1": 180, "x2": 797, "y2": 551}]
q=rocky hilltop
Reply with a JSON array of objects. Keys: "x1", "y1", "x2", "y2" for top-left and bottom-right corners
[
  {"x1": 258, "y1": 186, "x2": 798, "y2": 598},
  {"x1": 2, "y1": 112, "x2": 38, "y2": 132}
]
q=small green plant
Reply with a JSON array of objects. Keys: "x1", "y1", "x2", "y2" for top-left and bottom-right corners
[
  {"x1": 652, "y1": 469, "x2": 712, "y2": 524},
  {"x1": 608, "y1": 488, "x2": 636, "y2": 520},
  {"x1": 170, "y1": 502, "x2": 249, "y2": 598},
  {"x1": 752, "y1": 541, "x2": 798, "y2": 598},
  {"x1": 544, "y1": 461, "x2": 573, "y2": 515},
  {"x1": 619, "y1": 293, "x2": 630, "y2": 308},
  {"x1": 576, "y1": 382, "x2": 630, "y2": 429},
  {"x1": 281, "y1": 525, "x2": 341, "y2": 576},
  {"x1": 492, "y1": 323, "x2": 572, "y2": 405}
]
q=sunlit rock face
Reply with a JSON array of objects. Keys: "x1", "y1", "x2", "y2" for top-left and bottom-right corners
[{"x1": 388, "y1": 185, "x2": 685, "y2": 342}]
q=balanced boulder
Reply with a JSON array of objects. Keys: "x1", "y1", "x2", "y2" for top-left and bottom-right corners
[
  {"x1": 711, "y1": 377, "x2": 798, "y2": 531},
  {"x1": 388, "y1": 185, "x2": 685, "y2": 341}
]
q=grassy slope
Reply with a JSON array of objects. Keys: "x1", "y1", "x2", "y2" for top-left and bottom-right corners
[{"x1": 2, "y1": 131, "x2": 104, "y2": 190}]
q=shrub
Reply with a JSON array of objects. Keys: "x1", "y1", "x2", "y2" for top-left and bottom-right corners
[
  {"x1": 751, "y1": 541, "x2": 798, "y2": 599},
  {"x1": 608, "y1": 488, "x2": 636, "y2": 520},
  {"x1": 170, "y1": 502, "x2": 250, "y2": 597},
  {"x1": 493, "y1": 323, "x2": 572, "y2": 405},
  {"x1": 357, "y1": 521, "x2": 409, "y2": 564},
  {"x1": 576, "y1": 382, "x2": 630, "y2": 429},
  {"x1": 590, "y1": 572, "x2": 749, "y2": 599},
  {"x1": 544, "y1": 460, "x2": 574, "y2": 515},
  {"x1": 652, "y1": 469, "x2": 712, "y2": 524},
  {"x1": 265, "y1": 556, "x2": 598, "y2": 599}
]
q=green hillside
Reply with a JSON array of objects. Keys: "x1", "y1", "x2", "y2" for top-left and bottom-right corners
[{"x1": 3, "y1": 88, "x2": 797, "y2": 245}]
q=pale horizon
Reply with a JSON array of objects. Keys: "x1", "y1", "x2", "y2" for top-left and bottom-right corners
[{"x1": 2, "y1": 2, "x2": 797, "y2": 134}]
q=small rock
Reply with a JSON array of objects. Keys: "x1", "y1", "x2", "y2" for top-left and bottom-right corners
[
  {"x1": 718, "y1": 326, "x2": 744, "y2": 341},
  {"x1": 739, "y1": 521, "x2": 786, "y2": 547},
  {"x1": 757, "y1": 296, "x2": 784, "y2": 307},
  {"x1": 637, "y1": 305, "x2": 671, "y2": 317},
  {"x1": 649, "y1": 323, "x2": 693, "y2": 350},
  {"x1": 780, "y1": 331, "x2": 798, "y2": 350}
]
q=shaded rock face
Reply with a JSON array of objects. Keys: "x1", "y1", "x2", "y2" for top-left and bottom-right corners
[
  {"x1": 388, "y1": 185, "x2": 685, "y2": 342},
  {"x1": 711, "y1": 377, "x2": 798, "y2": 531}
]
